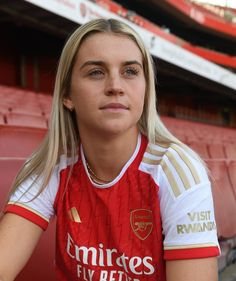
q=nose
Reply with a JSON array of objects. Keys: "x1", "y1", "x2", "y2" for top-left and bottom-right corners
[{"x1": 105, "y1": 74, "x2": 124, "y2": 96}]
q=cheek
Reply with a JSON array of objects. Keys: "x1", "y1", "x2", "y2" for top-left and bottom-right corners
[
  {"x1": 136, "y1": 82, "x2": 146, "y2": 107},
  {"x1": 71, "y1": 89, "x2": 99, "y2": 123},
  {"x1": 133, "y1": 89, "x2": 145, "y2": 118},
  {"x1": 71, "y1": 85, "x2": 91, "y2": 109}
]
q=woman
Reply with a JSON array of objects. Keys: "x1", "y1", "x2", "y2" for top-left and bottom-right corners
[{"x1": 0, "y1": 18, "x2": 219, "y2": 281}]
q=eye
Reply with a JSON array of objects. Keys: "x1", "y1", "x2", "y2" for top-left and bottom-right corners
[
  {"x1": 123, "y1": 67, "x2": 139, "y2": 77},
  {"x1": 88, "y1": 69, "x2": 104, "y2": 78}
]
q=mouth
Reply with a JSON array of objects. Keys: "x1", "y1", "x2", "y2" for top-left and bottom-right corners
[{"x1": 100, "y1": 103, "x2": 129, "y2": 111}]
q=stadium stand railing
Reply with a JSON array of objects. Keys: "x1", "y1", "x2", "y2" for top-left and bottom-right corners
[
  {"x1": 159, "y1": 0, "x2": 236, "y2": 38},
  {"x1": 190, "y1": 1, "x2": 236, "y2": 25},
  {"x1": 92, "y1": 0, "x2": 236, "y2": 69}
]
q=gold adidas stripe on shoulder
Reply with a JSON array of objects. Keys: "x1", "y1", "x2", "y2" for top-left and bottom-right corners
[
  {"x1": 161, "y1": 159, "x2": 182, "y2": 197},
  {"x1": 142, "y1": 144, "x2": 182, "y2": 197},
  {"x1": 165, "y1": 150, "x2": 191, "y2": 190},
  {"x1": 143, "y1": 143, "x2": 167, "y2": 163},
  {"x1": 142, "y1": 143, "x2": 202, "y2": 198},
  {"x1": 171, "y1": 144, "x2": 201, "y2": 185},
  {"x1": 142, "y1": 156, "x2": 182, "y2": 197},
  {"x1": 146, "y1": 147, "x2": 166, "y2": 157},
  {"x1": 142, "y1": 157, "x2": 160, "y2": 165}
]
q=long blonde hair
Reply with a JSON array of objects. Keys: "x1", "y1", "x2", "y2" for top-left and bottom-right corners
[{"x1": 10, "y1": 18, "x2": 204, "y2": 195}]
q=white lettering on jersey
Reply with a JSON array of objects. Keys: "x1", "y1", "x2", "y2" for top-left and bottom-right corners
[
  {"x1": 66, "y1": 232, "x2": 155, "y2": 279},
  {"x1": 176, "y1": 210, "x2": 216, "y2": 234},
  {"x1": 143, "y1": 257, "x2": 155, "y2": 274},
  {"x1": 77, "y1": 264, "x2": 95, "y2": 280}
]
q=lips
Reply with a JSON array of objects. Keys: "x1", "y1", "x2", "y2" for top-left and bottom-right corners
[{"x1": 100, "y1": 103, "x2": 129, "y2": 110}]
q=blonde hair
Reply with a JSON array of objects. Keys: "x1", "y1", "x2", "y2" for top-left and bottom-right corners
[{"x1": 10, "y1": 18, "x2": 204, "y2": 195}]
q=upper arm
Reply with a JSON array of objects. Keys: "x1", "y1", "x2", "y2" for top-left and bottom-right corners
[
  {"x1": 0, "y1": 213, "x2": 43, "y2": 281},
  {"x1": 166, "y1": 257, "x2": 218, "y2": 281},
  {"x1": 157, "y1": 144, "x2": 220, "y2": 259}
]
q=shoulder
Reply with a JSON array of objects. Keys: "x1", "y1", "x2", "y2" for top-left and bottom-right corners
[
  {"x1": 6, "y1": 154, "x2": 79, "y2": 228},
  {"x1": 140, "y1": 141, "x2": 209, "y2": 198},
  {"x1": 10, "y1": 154, "x2": 78, "y2": 204},
  {"x1": 140, "y1": 141, "x2": 220, "y2": 258}
]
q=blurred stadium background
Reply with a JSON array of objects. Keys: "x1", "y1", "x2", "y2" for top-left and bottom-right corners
[{"x1": 0, "y1": 0, "x2": 235, "y2": 280}]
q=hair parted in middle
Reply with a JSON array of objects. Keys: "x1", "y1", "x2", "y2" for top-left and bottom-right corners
[{"x1": 10, "y1": 18, "x2": 202, "y2": 196}]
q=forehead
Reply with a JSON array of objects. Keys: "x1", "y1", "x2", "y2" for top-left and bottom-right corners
[{"x1": 76, "y1": 32, "x2": 143, "y2": 63}]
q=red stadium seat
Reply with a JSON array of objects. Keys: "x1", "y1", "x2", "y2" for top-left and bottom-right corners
[
  {"x1": 38, "y1": 93, "x2": 52, "y2": 114},
  {"x1": 206, "y1": 160, "x2": 236, "y2": 238},
  {"x1": 0, "y1": 85, "x2": 52, "y2": 117},
  {"x1": 162, "y1": 116, "x2": 236, "y2": 146},
  {"x1": 0, "y1": 157, "x2": 56, "y2": 281},
  {"x1": 0, "y1": 113, "x2": 4, "y2": 125},
  {"x1": 6, "y1": 112, "x2": 47, "y2": 129},
  {"x1": 208, "y1": 143, "x2": 226, "y2": 159},
  {"x1": 188, "y1": 141, "x2": 209, "y2": 159},
  {"x1": 224, "y1": 143, "x2": 236, "y2": 159},
  {"x1": 228, "y1": 160, "x2": 236, "y2": 198},
  {"x1": 0, "y1": 158, "x2": 25, "y2": 208},
  {"x1": 0, "y1": 125, "x2": 46, "y2": 158},
  {"x1": 10, "y1": 105, "x2": 43, "y2": 116}
]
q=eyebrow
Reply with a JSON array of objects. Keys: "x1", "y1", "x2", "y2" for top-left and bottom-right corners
[{"x1": 79, "y1": 60, "x2": 143, "y2": 70}]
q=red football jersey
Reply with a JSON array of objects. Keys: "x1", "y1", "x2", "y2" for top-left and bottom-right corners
[{"x1": 5, "y1": 134, "x2": 220, "y2": 280}]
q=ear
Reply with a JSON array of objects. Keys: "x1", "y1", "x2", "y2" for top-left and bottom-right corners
[{"x1": 63, "y1": 97, "x2": 74, "y2": 111}]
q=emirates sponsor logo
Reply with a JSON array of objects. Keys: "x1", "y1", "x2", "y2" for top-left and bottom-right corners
[
  {"x1": 130, "y1": 209, "x2": 153, "y2": 240},
  {"x1": 66, "y1": 233, "x2": 155, "y2": 280}
]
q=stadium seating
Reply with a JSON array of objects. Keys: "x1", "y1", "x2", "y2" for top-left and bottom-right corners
[
  {"x1": 0, "y1": 113, "x2": 4, "y2": 125},
  {"x1": 224, "y1": 143, "x2": 236, "y2": 159},
  {"x1": 0, "y1": 125, "x2": 46, "y2": 157},
  {"x1": 228, "y1": 160, "x2": 236, "y2": 196},
  {"x1": 162, "y1": 116, "x2": 236, "y2": 146},
  {"x1": 206, "y1": 160, "x2": 236, "y2": 238},
  {"x1": 5, "y1": 112, "x2": 47, "y2": 128},
  {"x1": 0, "y1": 157, "x2": 25, "y2": 208},
  {"x1": 38, "y1": 93, "x2": 53, "y2": 117},
  {"x1": 0, "y1": 85, "x2": 52, "y2": 128},
  {"x1": 0, "y1": 85, "x2": 55, "y2": 280},
  {"x1": 208, "y1": 143, "x2": 226, "y2": 159},
  {"x1": 188, "y1": 141, "x2": 209, "y2": 159}
]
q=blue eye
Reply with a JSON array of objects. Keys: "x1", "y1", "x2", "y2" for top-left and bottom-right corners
[
  {"x1": 89, "y1": 69, "x2": 104, "y2": 77},
  {"x1": 124, "y1": 67, "x2": 139, "y2": 76}
]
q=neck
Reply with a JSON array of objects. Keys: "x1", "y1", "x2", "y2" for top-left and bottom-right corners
[{"x1": 80, "y1": 128, "x2": 139, "y2": 182}]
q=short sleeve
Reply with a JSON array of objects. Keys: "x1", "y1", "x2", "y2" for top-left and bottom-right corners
[
  {"x1": 4, "y1": 162, "x2": 62, "y2": 230},
  {"x1": 157, "y1": 144, "x2": 220, "y2": 260}
]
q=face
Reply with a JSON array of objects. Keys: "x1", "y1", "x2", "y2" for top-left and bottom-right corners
[{"x1": 64, "y1": 32, "x2": 146, "y2": 138}]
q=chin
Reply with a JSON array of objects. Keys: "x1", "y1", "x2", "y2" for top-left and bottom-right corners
[
  {"x1": 102, "y1": 127, "x2": 126, "y2": 136},
  {"x1": 99, "y1": 123, "x2": 138, "y2": 137}
]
